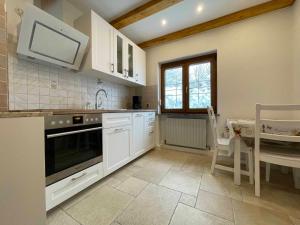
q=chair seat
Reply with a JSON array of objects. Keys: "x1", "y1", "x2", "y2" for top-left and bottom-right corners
[{"x1": 260, "y1": 146, "x2": 300, "y2": 168}]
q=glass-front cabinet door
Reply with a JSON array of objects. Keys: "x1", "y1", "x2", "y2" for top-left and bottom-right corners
[
  {"x1": 114, "y1": 31, "x2": 126, "y2": 77},
  {"x1": 127, "y1": 42, "x2": 134, "y2": 80}
]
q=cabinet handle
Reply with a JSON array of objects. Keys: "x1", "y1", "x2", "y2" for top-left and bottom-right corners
[
  {"x1": 70, "y1": 172, "x2": 87, "y2": 182},
  {"x1": 149, "y1": 130, "x2": 154, "y2": 134},
  {"x1": 114, "y1": 128, "x2": 125, "y2": 133},
  {"x1": 135, "y1": 114, "x2": 143, "y2": 117},
  {"x1": 111, "y1": 63, "x2": 114, "y2": 73}
]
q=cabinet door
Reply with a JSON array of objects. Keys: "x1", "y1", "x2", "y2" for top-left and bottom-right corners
[
  {"x1": 144, "y1": 113, "x2": 156, "y2": 150},
  {"x1": 134, "y1": 46, "x2": 146, "y2": 85},
  {"x1": 114, "y1": 31, "x2": 127, "y2": 78},
  {"x1": 91, "y1": 11, "x2": 114, "y2": 74},
  {"x1": 126, "y1": 40, "x2": 135, "y2": 82},
  {"x1": 103, "y1": 125, "x2": 132, "y2": 175},
  {"x1": 132, "y1": 113, "x2": 145, "y2": 158}
]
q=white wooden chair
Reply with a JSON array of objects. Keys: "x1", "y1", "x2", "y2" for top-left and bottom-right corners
[
  {"x1": 207, "y1": 106, "x2": 254, "y2": 184},
  {"x1": 255, "y1": 104, "x2": 300, "y2": 197}
]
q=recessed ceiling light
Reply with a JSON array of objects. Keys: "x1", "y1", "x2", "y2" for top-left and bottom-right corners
[
  {"x1": 197, "y1": 5, "x2": 203, "y2": 13},
  {"x1": 161, "y1": 19, "x2": 167, "y2": 26}
]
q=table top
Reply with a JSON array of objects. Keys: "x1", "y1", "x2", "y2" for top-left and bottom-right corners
[{"x1": 227, "y1": 118, "x2": 300, "y2": 138}]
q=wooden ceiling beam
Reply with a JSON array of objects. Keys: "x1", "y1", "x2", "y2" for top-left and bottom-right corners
[
  {"x1": 138, "y1": 0, "x2": 295, "y2": 49},
  {"x1": 110, "y1": 0, "x2": 183, "y2": 29}
]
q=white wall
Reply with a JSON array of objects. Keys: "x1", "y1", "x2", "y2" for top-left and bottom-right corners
[
  {"x1": 146, "y1": 7, "x2": 293, "y2": 131},
  {"x1": 293, "y1": 0, "x2": 300, "y2": 104}
]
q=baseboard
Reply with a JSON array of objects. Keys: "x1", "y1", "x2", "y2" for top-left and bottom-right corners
[{"x1": 160, "y1": 144, "x2": 211, "y2": 155}]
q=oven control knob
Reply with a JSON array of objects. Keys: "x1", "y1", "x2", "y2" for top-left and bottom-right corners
[
  {"x1": 86, "y1": 118, "x2": 89, "y2": 122},
  {"x1": 51, "y1": 121, "x2": 56, "y2": 125},
  {"x1": 95, "y1": 118, "x2": 98, "y2": 121},
  {"x1": 59, "y1": 120, "x2": 63, "y2": 124},
  {"x1": 90, "y1": 118, "x2": 94, "y2": 121},
  {"x1": 66, "y1": 120, "x2": 70, "y2": 124}
]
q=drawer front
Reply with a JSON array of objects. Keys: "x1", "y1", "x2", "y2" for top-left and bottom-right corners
[
  {"x1": 103, "y1": 113, "x2": 132, "y2": 128},
  {"x1": 45, "y1": 163, "x2": 103, "y2": 211}
]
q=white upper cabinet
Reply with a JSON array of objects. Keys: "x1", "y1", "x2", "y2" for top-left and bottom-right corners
[
  {"x1": 134, "y1": 46, "x2": 146, "y2": 85},
  {"x1": 91, "y1": 11, "x2": 114, "y2": 75},
  {"x1": 75, "y1": 11, "x2": 146, "y2": 86}
]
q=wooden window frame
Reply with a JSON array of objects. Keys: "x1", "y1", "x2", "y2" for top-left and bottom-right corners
[{"x1": 161, "y1": 53, "x2": 217, "y2": 114}]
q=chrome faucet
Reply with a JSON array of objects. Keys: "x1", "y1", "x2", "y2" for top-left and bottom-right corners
[{"x1": 95, "y1": 88, "x2": 108, "y2": 109}]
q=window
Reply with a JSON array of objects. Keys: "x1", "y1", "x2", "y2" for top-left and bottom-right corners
[{"x1": 161, "y1": 53, "x2": 217, "y2": 113}]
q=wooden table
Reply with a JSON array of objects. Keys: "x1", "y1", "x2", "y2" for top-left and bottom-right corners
[
  {"x1": 227, "y1": 118, "x2": 300, "y2": 188},
  {"x1": 227, "y1": 119, "x2": 255, "y2": 185}
]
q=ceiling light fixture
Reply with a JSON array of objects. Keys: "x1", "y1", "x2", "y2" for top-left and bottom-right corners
[
  {"x1": 197, "y1": 5, "x2": 203, "y2": 13},
  {"x1": 161, "y1": 19, "x2": 167, "y2": 26}
]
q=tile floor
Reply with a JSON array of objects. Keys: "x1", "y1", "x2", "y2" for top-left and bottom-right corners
[{"x1": 47, "y1": 148, "x2": 300, "y2": 225}]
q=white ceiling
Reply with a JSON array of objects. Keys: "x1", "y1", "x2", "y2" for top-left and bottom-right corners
[
  {"x1": 69, "y1": 0, "x2": 270, "y2": 44},
  {"x1": 69, "y1": 0, "x2": 149, "y2": 21}
]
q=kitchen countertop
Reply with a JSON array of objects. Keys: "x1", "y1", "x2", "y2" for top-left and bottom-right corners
[{"x1": 0, "y1": 109, "x2": 157, "y2": 118}]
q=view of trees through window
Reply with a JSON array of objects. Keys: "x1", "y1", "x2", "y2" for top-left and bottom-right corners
[{"x1": 161, "y1": 53, "x2": 217, "y2": 113}]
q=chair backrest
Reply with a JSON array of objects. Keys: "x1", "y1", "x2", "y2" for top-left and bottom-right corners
[
  {"x1": 207, "y1": 106, "x2": 219, "y2": 149},
  {"x1": 255, "y1": 104, "x2": 300, "y2": 154}
]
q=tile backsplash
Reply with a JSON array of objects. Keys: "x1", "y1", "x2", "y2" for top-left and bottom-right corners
[{"x1": 8, "y1": 42, "x2": 133, "y2": 110}]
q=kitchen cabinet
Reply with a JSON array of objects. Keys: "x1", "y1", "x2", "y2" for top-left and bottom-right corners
[
  {"x1": 134, "y1": 46, "x2": 146, "y2": 85},
  {"x1": 144, "y1": 112, "x2": 156, "y2": 150},
  {"x1": 0, "y1": 117, "x2": 46, "y2": 225},
  {"x1": 75, "y1": 11, "x2": 146, "y2": 86},
  {"x1": 46, "y1": 163, "x2": 103, "y2": 210},
  {"x1": 103, "y1": 112, "x2": 155, "y2": 175},
  {"x1": 132, "y1": 113, "x2": 146, "y2": 157},
  {"x1": 103, "y1": 125, "x2": 132, "y2": 175},
  {"x1": 75, "y1": 11, "x2": 114, "y2": 77}
]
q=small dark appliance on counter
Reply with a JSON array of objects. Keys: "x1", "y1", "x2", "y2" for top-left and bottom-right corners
[{"x1": 132, "y1": 96, "x2": 142, "y2": 109}]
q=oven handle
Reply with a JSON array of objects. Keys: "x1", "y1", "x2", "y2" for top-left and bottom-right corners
[{"x1": 46, "y1": 127, "x2": 102, "y2": 139}]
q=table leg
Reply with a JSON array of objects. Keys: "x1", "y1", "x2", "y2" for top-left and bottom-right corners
[{"x1": 234, "y1": 136, "x2": 241, "y2": 185}]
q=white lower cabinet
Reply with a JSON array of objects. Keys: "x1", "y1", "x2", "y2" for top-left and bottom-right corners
[
  {"x1": 132, "y1": 113, "x2": 146, "y2": 158},
  {"x1": 103, "y1": 112, "x2": 156, "y2": 174},
  {"x1": 45, "y1": 163, "x2": 103, "y2": 211},
  {"x1": 103, "y1": 125, "x2": 132, "y2": 175}
]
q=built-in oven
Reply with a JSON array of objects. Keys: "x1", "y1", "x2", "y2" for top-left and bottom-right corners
[{"x1": 44, "y1": 114, "x2": 102, "y2": 186}]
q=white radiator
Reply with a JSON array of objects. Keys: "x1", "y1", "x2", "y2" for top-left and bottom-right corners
[{"x1": 165, "y1": 117, "x2": 207, "y2": 149}]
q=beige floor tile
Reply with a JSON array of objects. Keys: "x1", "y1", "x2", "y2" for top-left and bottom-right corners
[
  {"x1": 290, "y1": 216, "x2": 300, "y2": 225},
  {"x1": 179, "y1": 193, "x2": 197, "y2": 207},
  {"x1": 105, "y1": 177, "x2": 123, "y2": 188},
  {"x1": 133, "y1": 161, "x2": 171, "y2": 184},
  {"x1": 233, "y1": 200, "x2": 293, "y2": 225},
  {"x1": 60, "y1": 178, "x2": 108, "y2": 210},
  {"x1": 170, "y1": 203, "x2": 234, "y2": 225},
  {"x1": 241, "y1": 184, "x2": 300, "y2": 219},
  {"x1": 66, "y1": 185, "x2": 133, "y2": 225},
  {"x1": 196, "y1": 189, "x2": 234, "y2": 221},
  {"x1": 116, "y1": 183, "x2": 181, "y2": 225},
  {"x1": 159, "y1": 169, "x2": 201, "y2": 196},
  {"x1": 116, "y1": 177, "x2": 148, "y2": 196},
  {"x1": 46, "y1": 209, "x2": 80, "y2": 225}
]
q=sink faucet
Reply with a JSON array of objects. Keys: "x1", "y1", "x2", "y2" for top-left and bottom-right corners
[{"x1": 95, "y1": 88, "x2": 108, "y2": 109}]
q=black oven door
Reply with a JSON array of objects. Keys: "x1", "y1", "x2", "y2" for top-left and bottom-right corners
[{"x1": 45, "y1": 124, "x2": 102, "y2": 186}]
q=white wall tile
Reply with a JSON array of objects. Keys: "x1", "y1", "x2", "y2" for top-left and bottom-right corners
[{"x1": 8, "y1": 47, "x2": 133, "y2": 110}]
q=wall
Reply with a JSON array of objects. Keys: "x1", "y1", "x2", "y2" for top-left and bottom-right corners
[
  {"x1": 6, "y1": 0, "x2": 133, "y2": 110},
  {"x1": 145, "y1": 7, "x2": 294, "y2": 136},
  {"x1": 293, "y1": 0, "x2": 300, "y2": 105},
  {"x1": 0, "y1": 0, "x2": 7, "y2": 111}
]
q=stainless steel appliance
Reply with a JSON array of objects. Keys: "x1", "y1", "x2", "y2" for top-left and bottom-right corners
[{"x1": 44, "y1": 114, "x2": 102, "y2": 186}]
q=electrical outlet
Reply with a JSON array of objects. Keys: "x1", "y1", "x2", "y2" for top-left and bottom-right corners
[{"x1": 50, "y1": 80, "x2": 58, "y2": 89}]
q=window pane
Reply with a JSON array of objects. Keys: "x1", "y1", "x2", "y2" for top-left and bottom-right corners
[
  {"x1": 189, "y1": 62, "x2": 211, "y2": 109},
  {"x1": 164, "y1": 67, "x2": 183, "y2": 109}
]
